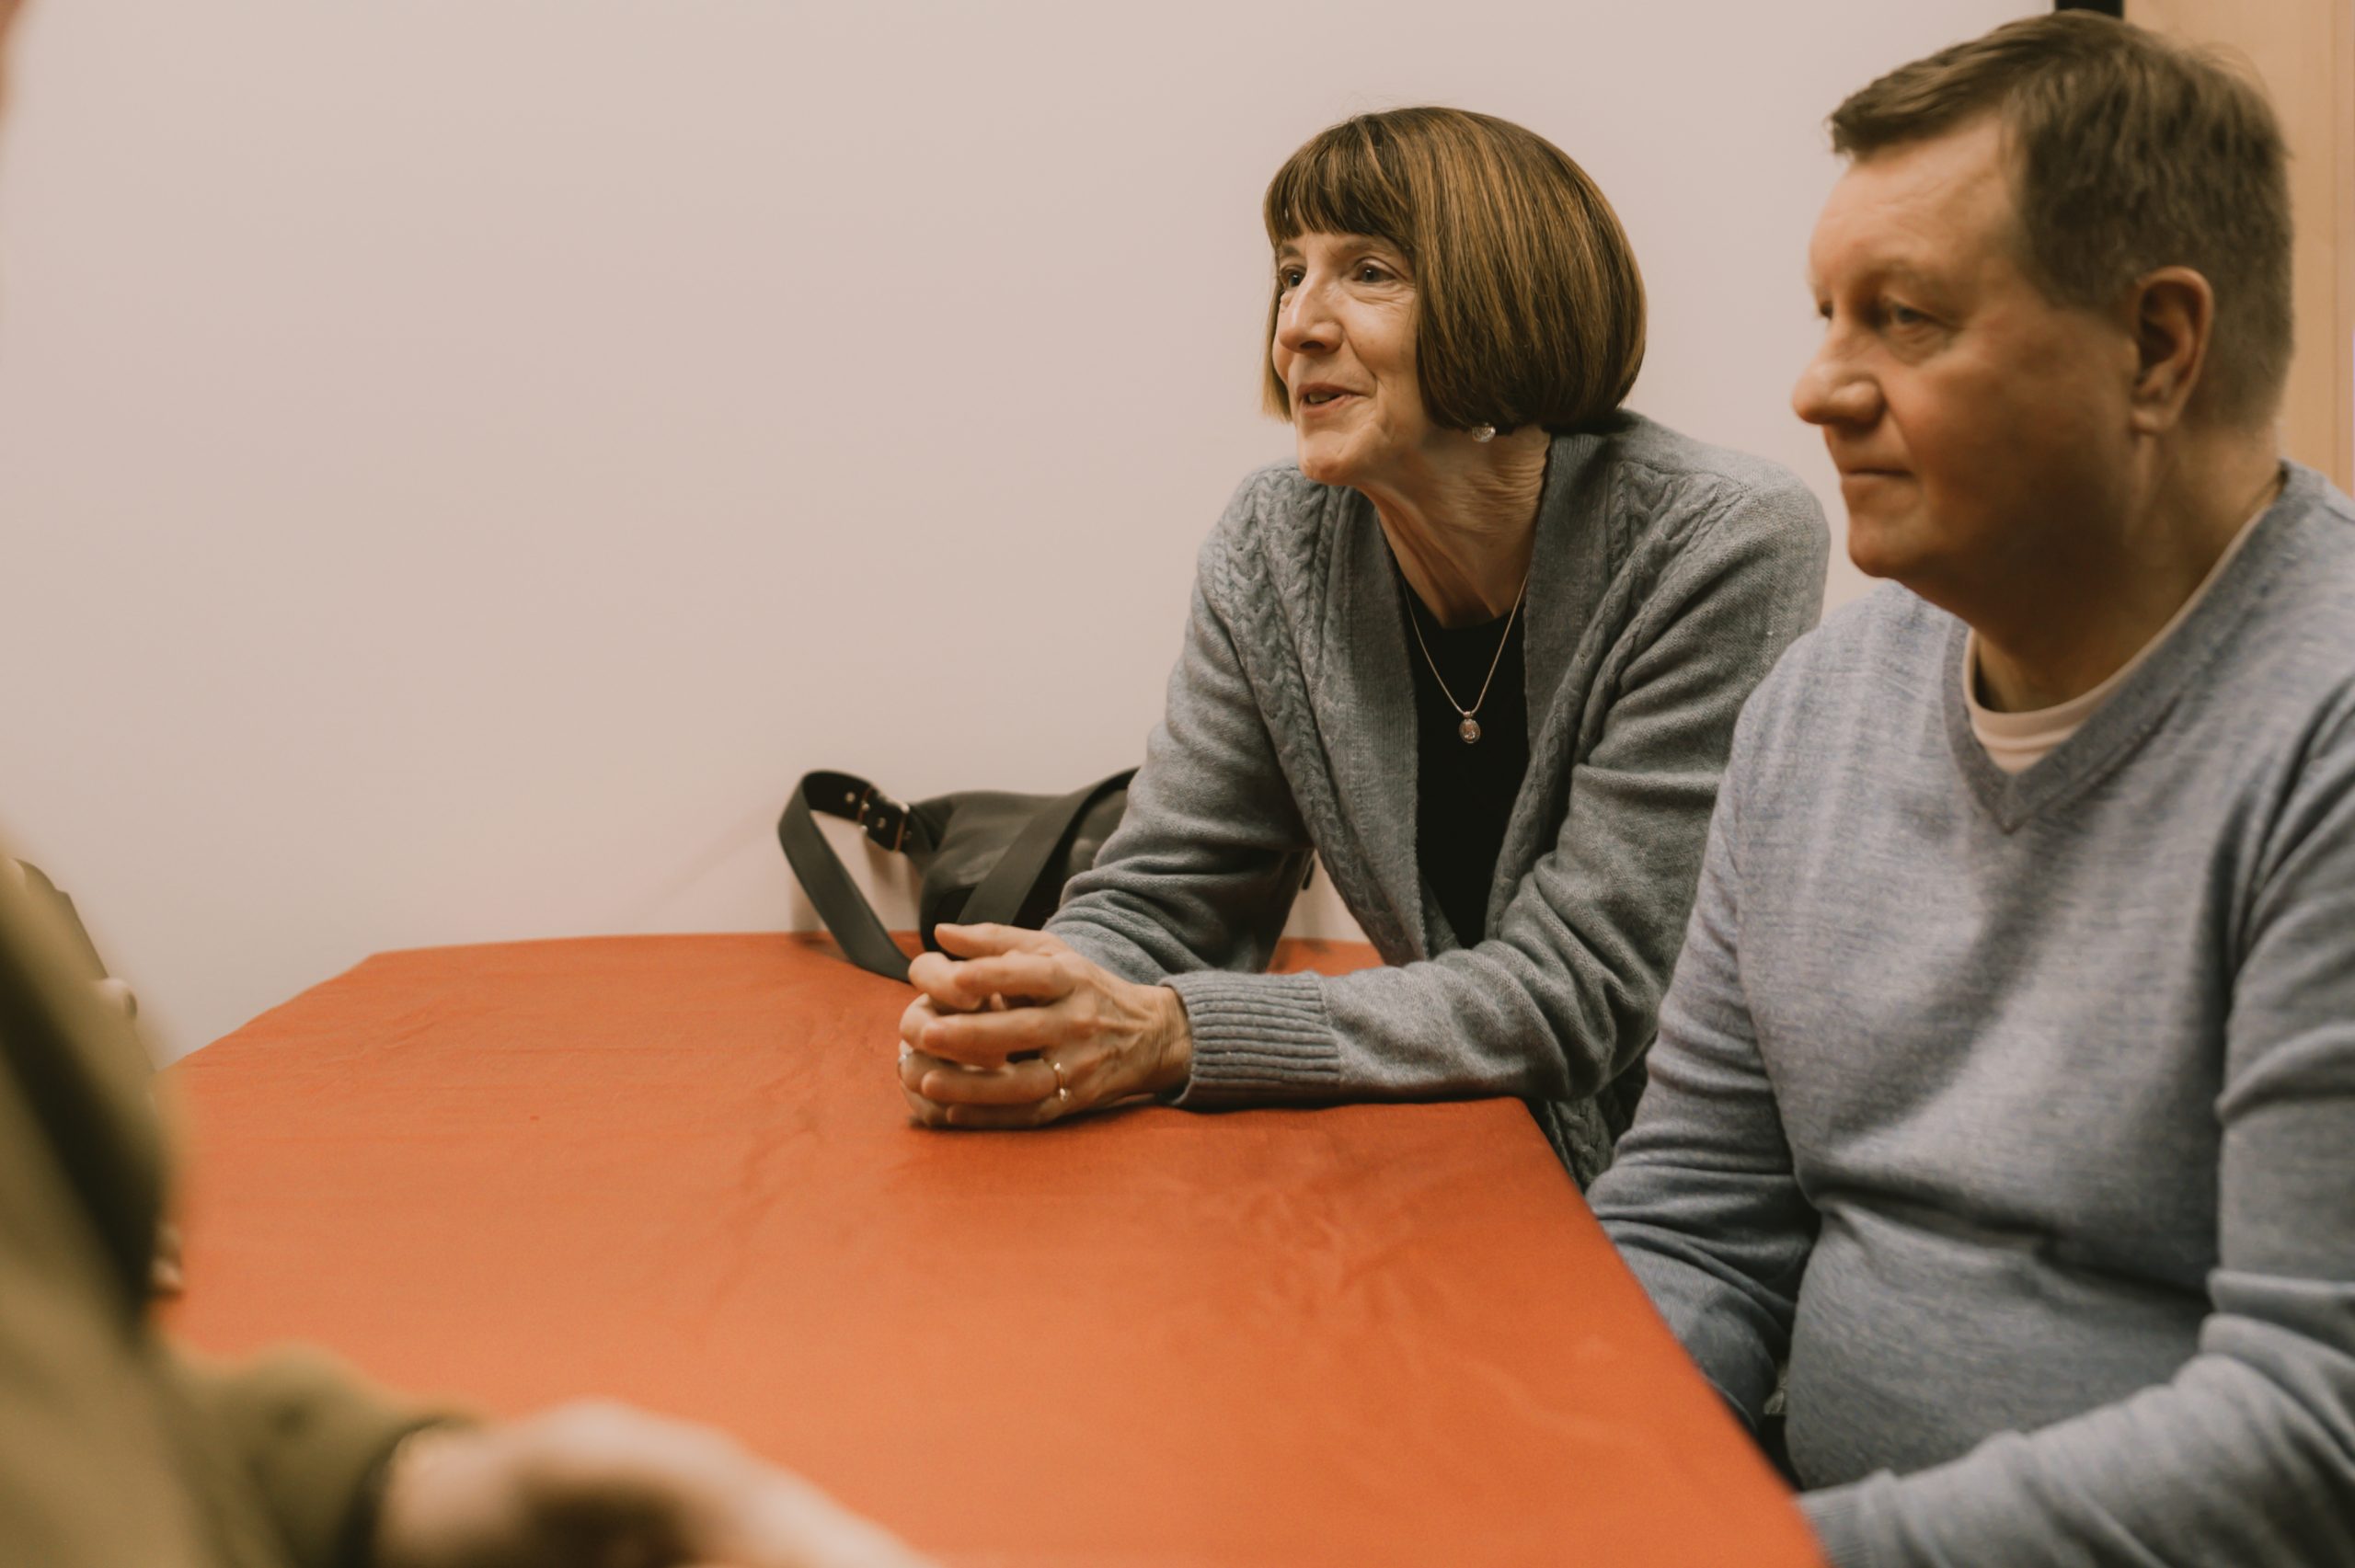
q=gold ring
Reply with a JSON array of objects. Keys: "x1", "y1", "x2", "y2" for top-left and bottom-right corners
[{"x1": 1043, "y1": 1051, "x2": 1071, "y2": 1106}]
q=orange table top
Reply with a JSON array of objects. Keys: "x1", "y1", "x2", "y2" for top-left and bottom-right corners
[{"x1": 165, "y1": 933, "x2": 1820, "y2": 1568}]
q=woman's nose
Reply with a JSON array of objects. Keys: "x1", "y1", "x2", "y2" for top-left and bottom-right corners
[{"x1": 1274, "y1": 280, "x2": 1335, "y2": 356}]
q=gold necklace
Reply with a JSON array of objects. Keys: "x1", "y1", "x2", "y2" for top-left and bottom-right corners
[{"x1": 1405, "y1": 570, "x2": 1529, "y2": 745}]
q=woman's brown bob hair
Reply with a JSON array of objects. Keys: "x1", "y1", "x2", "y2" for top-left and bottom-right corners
[{"x1": 1261, "y1": 107, "x2": 1646, "y2": 435}]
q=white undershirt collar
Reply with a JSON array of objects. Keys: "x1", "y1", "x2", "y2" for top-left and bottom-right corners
[{"x1": 1966, "y1": 498, "x2": 2272, "y2": 775}]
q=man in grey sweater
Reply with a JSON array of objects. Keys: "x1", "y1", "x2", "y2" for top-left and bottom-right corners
[{"x1": 1588, "y1": 16, "x2": 2355, "y2": 1566}]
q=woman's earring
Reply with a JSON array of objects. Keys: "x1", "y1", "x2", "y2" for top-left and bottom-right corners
[{"x1": 1469, "y1": 424, "x2": 1497, "y2": 443}]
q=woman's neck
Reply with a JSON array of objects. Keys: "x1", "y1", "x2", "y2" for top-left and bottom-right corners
[{"x1": 1362, "y1": 428, "x2": 1550, "y2": 626}]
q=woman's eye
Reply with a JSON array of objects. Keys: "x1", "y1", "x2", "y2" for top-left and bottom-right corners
[
  {"x1": 1355, "y1": 262, "x2": 1392, "y2": 283},
  {"x1": 1278, "y1": 269, "x2": 1304, "y2": 291},
  {"x1": 1885, "y1": 303, "x2": 1929, "y2": 328}
]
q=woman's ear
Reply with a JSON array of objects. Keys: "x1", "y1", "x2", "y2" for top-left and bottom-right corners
[{"x1": 2127, "y1": 266, "x2": 2216, "y2": 435}]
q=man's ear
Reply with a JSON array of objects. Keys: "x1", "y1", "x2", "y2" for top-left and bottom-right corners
[{"x1": 2127, "y1": 266, "x2": 2215, "y2": 435}]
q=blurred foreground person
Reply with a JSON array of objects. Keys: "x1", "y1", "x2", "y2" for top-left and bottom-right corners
[
  {"x1": 1591, "y1": 15, "x2": 2355, "y2": 1565},
  {"x1": 0, "y1": 5, "x2": 931, "y2": 1565},
  {"x1": 1, "y1": 854, "x2": 933, "y2": 1568}
]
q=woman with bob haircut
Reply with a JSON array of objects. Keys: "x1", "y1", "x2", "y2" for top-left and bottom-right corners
[{"x1": 894, "y1": 107, "x2": 1827, "y2": 1183}]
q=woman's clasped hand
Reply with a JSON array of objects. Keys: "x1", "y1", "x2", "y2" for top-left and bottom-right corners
[{"x1": 896, "y1": 922, "x2": 1192, "y2": 1127}]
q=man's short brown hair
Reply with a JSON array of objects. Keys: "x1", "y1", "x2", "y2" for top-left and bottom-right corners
[
  {"x1": 1831, "y1": 12, "x2": 2292, "y2": 428},
  {"x1": 1260, "y1": 107, "x2": 1645, "y2": 435}
]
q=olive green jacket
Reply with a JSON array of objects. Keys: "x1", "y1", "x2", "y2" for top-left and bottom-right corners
[{"x1": 0, "y1": 858, "x2": 430, "y2": 1568}]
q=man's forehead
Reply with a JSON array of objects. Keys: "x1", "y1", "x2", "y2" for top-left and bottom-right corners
[
  {"x1": 1802, "y1": 249, "x2": 1958, "y2": 297},
  {"x1": 1807, "y1": 119, "x2": 2017, "y2": 288}
]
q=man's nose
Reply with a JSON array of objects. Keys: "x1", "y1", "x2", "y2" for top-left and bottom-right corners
[{"x1": 1792, "y1": 342, "x2": 1880, "y2": 429}]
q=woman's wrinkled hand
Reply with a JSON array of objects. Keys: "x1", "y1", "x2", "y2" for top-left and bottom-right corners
[{"x1": 896, "y1": 923, "x2": 1191, "y2": 1128}]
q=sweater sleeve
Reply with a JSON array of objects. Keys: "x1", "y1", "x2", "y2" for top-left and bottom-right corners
[
  {"x1": 0, "y1": 856, "x2": 224, "y2": 1568},
  {"x1": 1588, "y1": 700, "x2": 1820, "y2": 1426},
  {"x1": 0, "y1": 864, "x2": 453, "y2": 1568},
  {"x1": 1062, "y1": 481, "x2": 1823, "y2": 1109},
  {"x1": 165, "y1": 1347, "x2": 454, "y2": 1568},
  {"x1": 1798, "y1": 691, "x2": 2355, "y2": 1568}
]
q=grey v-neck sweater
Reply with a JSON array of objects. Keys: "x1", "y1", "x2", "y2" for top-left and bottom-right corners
[
  {"x1": 1048, "y1": 412, "x2": 1828, "y2": 1183},
  {"x1": 1592, "y1": 464, "x2": 2355, "y2": 1565}
]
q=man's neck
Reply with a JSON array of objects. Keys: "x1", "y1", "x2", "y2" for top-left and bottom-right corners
[{"x1": 1971, "y1": 433, "x2": 2282, "y2": 714}]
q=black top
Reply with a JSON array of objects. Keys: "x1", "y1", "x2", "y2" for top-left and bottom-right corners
[{"x1": 1396, "y1": 571, "x2": 1530, "y2": 948}]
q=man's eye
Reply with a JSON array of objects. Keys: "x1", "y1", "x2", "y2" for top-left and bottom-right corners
[{"x1": 1886, "y1": 303, "x2": 1930, "y2": 328}]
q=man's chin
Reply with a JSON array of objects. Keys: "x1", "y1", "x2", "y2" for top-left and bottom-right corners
[{"x1": 1842, "y1": 512, "x2": 1922, "y2": 584}]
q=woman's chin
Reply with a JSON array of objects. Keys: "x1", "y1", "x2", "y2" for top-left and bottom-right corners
[{"x1": 1293, "y1": 441, "x2": 1360, "y2": 488}]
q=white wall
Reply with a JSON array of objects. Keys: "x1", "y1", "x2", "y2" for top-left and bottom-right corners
[{"x1": 0, "y1": 0, "x2": 2035, "y2": 1060}]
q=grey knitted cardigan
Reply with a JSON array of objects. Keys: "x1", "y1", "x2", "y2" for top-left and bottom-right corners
[{"x1": 1048, "y1": 412, "x2": 1829, "y2": 1183}]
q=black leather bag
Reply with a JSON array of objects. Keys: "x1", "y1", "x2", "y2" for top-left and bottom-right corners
[{"x1": 778, "y1": 769, "x2": 1132, "y2": 981}]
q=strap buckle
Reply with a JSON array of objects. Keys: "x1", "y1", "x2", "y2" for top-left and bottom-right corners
[{"x1": 850, "y1": 785, "x2": 912, "y2": 853}]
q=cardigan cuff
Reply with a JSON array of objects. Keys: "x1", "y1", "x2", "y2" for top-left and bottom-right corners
[
  {"x1": 1165, "y1": 968, "x2": 1341, "y2": 1106},
  {"x1": 1798, "y1": 1481, "x2": 1880, "y2": 1568}
]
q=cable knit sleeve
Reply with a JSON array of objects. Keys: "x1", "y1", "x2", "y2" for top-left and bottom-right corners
[{"x1": 1048, "y1": 509, "x2": 1322, "y2": 1063}]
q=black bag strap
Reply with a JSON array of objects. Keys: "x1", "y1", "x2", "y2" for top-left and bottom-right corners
[
  {"x1": 778, "y1": 769, "x2": 1135, "y2": 982},
  {"x1": 777, "y1": 771, "x2": 936, "y2": 981},
  {"x1": 957, "y1": 770, "x2": 1135, "y2": 929}
]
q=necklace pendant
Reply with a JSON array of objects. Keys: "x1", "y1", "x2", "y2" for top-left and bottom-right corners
[{"x1": 1458, "y1": 716, "x2": 1482, "y2": 745}]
